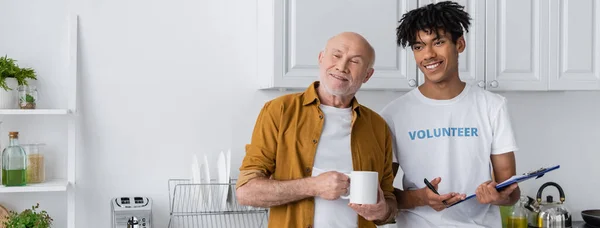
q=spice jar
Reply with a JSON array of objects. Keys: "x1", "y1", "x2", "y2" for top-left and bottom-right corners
[{"x1": 22, "y1": 143, "x2": 45, "y2": 184}]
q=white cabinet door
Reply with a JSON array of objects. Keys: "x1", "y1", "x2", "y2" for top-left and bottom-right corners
[
  {"x1": 416, "y1": 0, "x2": 486, "y2": 89},
  {"x1": 548, "y1": 0, "x2": 600, "y2": 90},
  {"x1": 257, "y1": 0, "x2": 418, "y2": 91},
  {"x1": 486, "y1": 0, "x2": 549, "y2": 91}
]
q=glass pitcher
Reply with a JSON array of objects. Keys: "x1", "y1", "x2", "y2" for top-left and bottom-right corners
[
  {"x1": 507, "y1": 196, "x2": 529, "y2": 228},
  {"x1": 500, "y1": 205, "x2": 513, "y2": 228}
]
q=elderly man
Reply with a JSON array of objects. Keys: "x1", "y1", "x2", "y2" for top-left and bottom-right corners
[{"x1": 236, "y1": 32, "x2": 397, "y2": 228}]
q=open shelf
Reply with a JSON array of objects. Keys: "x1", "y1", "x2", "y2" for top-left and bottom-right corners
[
  {"x1": 0, "y1": 179, "x2": 69, "y2": 193},
  {"x1": 0, "y1": 12, "x2": 79, "y2": 227},
  {"x1": 0, "y1": 109, "x2": 71, "y2": 115}
]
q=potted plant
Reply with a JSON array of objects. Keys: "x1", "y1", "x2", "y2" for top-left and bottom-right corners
[
  {"x1": 0, "y1": 55, "x2": 37, "y2": 109},
  {"x1": 3, "y1": 203, "x2": 53, "y2": 228},
  {"x1": 18, "y1": 85, "x2": 38, "y2": 109}
]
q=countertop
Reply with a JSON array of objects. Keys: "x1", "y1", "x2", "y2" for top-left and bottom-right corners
[
  {"x1": 528, "y1": 221, "x2": 597, "y2": 227},
  {"x1": 572, "y1": 221, "x2": 598, "y2": 228}
]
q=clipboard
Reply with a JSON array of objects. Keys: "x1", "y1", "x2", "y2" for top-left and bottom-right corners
[{"x1": 447, "y1": 165, "x2": 560, "y2": 207}]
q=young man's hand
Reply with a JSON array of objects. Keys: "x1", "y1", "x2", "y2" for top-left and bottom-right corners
[
  {"x1": 420, "y1": 177, "x2": 465, "y2": 211},
  {"x1": 475, "y1": 181, "x2": 519, "y2": 205}
]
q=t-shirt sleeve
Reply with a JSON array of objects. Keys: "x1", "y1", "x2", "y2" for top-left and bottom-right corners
[
  {"x1": 380, "y1": 111, "x2": 399, "y2": 163},
  {"x1": 491, "y1": 98, "x2": 519, "y2": 155}
]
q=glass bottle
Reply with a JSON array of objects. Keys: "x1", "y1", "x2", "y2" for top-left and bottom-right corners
[
  {"x1": 1, "y1": 132, "x2": 27, "y2": 186},
  {"x1": 507, "y1": 196, "x2": 529, "y2": 228}
]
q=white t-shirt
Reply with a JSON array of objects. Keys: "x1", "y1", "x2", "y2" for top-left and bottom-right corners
[
  {"x1": 380, "y1": 84, "x2": 519, "y2": 228},
  {"x1": 312, "y1": 104, "x2": 357, "y2": 228}
]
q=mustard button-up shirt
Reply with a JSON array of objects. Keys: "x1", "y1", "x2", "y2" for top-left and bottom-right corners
[{"x1": 237, "y1": 81, "x2": 396, "y2": 228}]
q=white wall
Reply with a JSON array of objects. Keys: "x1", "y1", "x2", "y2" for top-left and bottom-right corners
[{"x1": 1, "y1": 0, "x2": 599, "y2": 227}]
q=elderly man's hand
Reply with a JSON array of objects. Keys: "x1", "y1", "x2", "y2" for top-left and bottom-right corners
[
  {"x1": 311, "y1": 171, "x2": 350, "y2": 200},
  {"x1": 348, "y1": 187, "x2": 391, "y2": 221}
]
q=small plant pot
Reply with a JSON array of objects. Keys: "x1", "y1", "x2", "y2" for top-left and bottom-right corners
[
  {"x1": 0, "y1": 78, "x2": 18, "y2": 109},
  {"x1": 17, "y1": 85, "x2": 37, "y2": 109}
]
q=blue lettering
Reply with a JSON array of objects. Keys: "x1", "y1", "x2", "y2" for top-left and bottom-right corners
[
  {"x1": 408, "y1": 127, "x2": 480, "y2": 140},
  {"x1": 433, "y1": 129, "x2": 441, "y2": 137},
  {"x1": 417, "y1": 130, "x2": 426, "y2": 139},
  {"x1": 409, "y1": 131, "x2": 416, "y2": 140},
  {"x1": 443, "y1": 128, "x2": 450, "y2": 136}
]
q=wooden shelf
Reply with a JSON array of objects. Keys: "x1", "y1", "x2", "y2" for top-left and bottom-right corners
[
  {"x1": 0, "y1": 109, "x2": 71, "y2": 115},
  {"x1": 0, "y1": 179, "x2": 69, "y2": 193}
]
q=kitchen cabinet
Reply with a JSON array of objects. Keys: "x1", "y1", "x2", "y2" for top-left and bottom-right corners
[
  {"x1": 257, "y1": 0, "x2": 419, "y2": 91},
  {"x1": 258, "y1": 0, "x2": 600, "y2": 91},
  {"x1": 548, "y1": 0, "x2": 600, "y2": 90},
  {"x1": 485, "y1": 0, "x2": 550, "y2": 91},
  {"x1": 486, "y1": 0, "x2": 600, "y2": 91}
]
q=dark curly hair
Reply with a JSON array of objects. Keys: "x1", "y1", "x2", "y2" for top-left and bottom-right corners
[{"x1": 396, "y1": 1, "x2": 471, "y2": 48}]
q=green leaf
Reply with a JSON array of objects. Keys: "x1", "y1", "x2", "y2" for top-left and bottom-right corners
[
  {"x1": 3, "y1": 203, "x2": 53, "y2": 228},
  {"x1": 0, "y1": 55, "x2": 38, "y2": 91},
  {"x1": 25, "y1": 94, "x2": 35, "y2": 103}
]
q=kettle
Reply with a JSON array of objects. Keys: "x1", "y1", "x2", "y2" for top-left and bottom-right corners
[{"x1": 535, "y1": 182, "x2": 571, "y2": 227}]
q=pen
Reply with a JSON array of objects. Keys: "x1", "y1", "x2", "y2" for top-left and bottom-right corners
[{"x1": 424, "y1": 178, "x2": 447, "y2": 206}]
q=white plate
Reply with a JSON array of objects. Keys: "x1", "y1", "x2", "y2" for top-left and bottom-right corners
[
  {"x1": 190, "y1": 154, "x2": 202, "y2": 210},
  {"x1": 226, "y1": 149, "x2": 231, "y2": 183},
  {"x1": 217, "y1": 151, "x2": 228, "y2": 210},
  {"x1": 201, "y1": 154, "x2": 211, "y2": 210},
  {"x1": 226, "y1": 149, "x2": 232, "y2": 203},
  {"x1": 202, "y1": 154, "x2": 211, "y2": 184},
  {"x1": 191, "y1": 154, "x2": 201, "y2": 183}
]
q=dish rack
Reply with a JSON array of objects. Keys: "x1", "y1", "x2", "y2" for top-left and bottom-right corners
[{"x1": 167, "y1": 179, "x2": 269, "y2": 228}]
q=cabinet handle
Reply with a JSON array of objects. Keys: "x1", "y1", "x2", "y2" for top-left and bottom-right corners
[
  {"x1": 408, "y1": 79, "x2": 417, "y2": 87},
  {"x1": 489, "y1": 80, "x2": 499, "y2": 88},
  {"x1": 477, "y1": 80, "x2": 485, "y2": 88}
]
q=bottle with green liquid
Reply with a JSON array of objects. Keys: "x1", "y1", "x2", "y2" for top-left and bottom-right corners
[{"x1": 2, "y1": 131, "x2": 27, "y2": 186}]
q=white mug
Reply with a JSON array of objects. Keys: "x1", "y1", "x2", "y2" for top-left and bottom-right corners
[{"x1": 341, "y1": 171, "x2": 379, "y2": 204}]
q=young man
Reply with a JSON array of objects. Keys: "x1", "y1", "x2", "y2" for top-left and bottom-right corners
[
  {"x1": 380, "y1": 1, "x2": 521, "y2": 227},
  {"x1": 236, "y1": 32, "x2": 397, "y2": 228}
]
